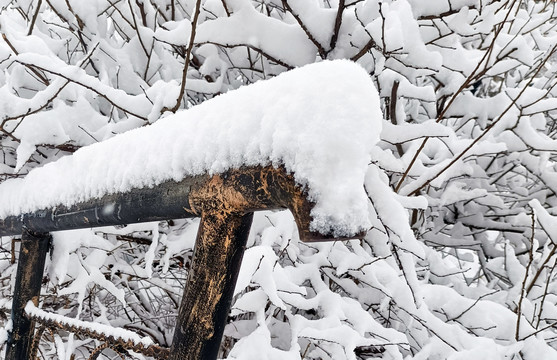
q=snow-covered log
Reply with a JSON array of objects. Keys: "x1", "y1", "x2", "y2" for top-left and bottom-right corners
[
  {"x1": 2, "y1": 60, "x2": 381, "y2": 360},
  {"x1": 0, "y1": 60, "x2": 381, "y2": 239}
]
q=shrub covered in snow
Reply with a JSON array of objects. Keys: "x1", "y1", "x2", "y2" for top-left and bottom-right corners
[{"x1": 0, "y1": 0, "x2": 557, "y2": 359}]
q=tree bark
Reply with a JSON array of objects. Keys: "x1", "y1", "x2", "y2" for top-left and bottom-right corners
[
  {"x1": 5, "y1": 230, "x2": 51, "y2": 360},
  {"x1": 169, "y1": 211, "x2": 253, "y2": 359}
]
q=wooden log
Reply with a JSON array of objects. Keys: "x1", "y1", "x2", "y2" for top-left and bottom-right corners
[
  {"x1": 0, "y1": 166, "x2": 331, "y2": 242},
  {"x1": 4, "y1": 230, "x2": 51, "y2": 360},
  {"x1": 169, "y1": 211, "x2": 253, "y2": 359}
]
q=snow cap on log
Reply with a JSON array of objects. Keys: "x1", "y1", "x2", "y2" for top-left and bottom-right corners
[{"x1": 0, "y1": 60, "x2": 382, "y2": 238}]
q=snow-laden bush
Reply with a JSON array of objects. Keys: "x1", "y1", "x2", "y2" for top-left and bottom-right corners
[{"x1": 1, "y1": 0, "x2": 557, "y2": 359}]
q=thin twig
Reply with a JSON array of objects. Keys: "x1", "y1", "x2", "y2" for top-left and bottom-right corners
[
  {"x1": 389, "y1": 80, "x2": 404, "y2": 157},
  {"x1": 64, "y1": 0, "x2": 85, "y2": 30},
  {"x1": 281, "y1": 0, "x2": 327, "y2": 58},
  {"x1": 535, "y1": 260, "x2": 557, "y2": 330},
  {"x1": 328, "y1": 0, "x2": 345, "y2": 52},
  {"x1": 516, "y1": 209, "x2": 535, "y2": 341},
  {"x1": 161, "y1": 0, "x2": 202, "y2": 114},
  {"x1": 526, "y1": 244, "x2": 557, "y2": 295},
  {"x1": 407, "y1": 44, "x2": 557, "y2": 196},
  {"x1": 1, "y1": 33, "x2": 49, "y2": 85},
  {"x1": 449, "y1": 290, "x2": 499, "y2": 322},
  {"x1": 21, "y1": 60, "x2": 149, "y2": 121},
  {"x1": 220, "y1": 0, "x2": 230, "y2": 16},
  {"x1": 127, "y1": 0, "x2": 149, "y2": 56},
  {"x1": 2, "y1": 43, "x2": 99, "y2": 126},
  {"x1": 350, "y1": 37, "x2": 379, "y2": 61},
  {"x1": 27, "y1": 0, "x2": 43, "y2": 35},
  {"x1": 395, "y1": 0, "x2": 520, "y2": 192}
]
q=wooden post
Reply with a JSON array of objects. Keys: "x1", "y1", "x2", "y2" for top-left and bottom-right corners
[
  {"x1": 0, "y1": 166, "x2": 337, "y2": 359},
  {"x1": 169, "y1": 211, "x2": 253, "y2": 360},
  {"x1": 5, "y1": 229, "x2": 51, "y2": 360}
]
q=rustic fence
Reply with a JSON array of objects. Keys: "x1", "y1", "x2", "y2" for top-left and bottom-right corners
[
  {"x1": 1, "y1": 165, "x2": 345, "y2": 360},
  {"x1": 0, "y1": 60, "x2": 376, "y2": 360}
]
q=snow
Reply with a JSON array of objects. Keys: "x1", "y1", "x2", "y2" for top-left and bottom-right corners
[
  {"x1": 0, "y1": 60, "x2": 381, "y2": 238},
  {"x1": 15, "y1": 53, "x2": 153, "y2": 120},
  {"x1": 154, "y1": 20, "x2": 193, "y2": 47},
  {"x1": 406, "y1": 0, "x2": 480, "y2": 18},
  {"x1": 196, "y1": 4, "x2": 317, "y2": 67},
  {"x1": 3, "y1": 1, "x2": 556, "y2": 358},
  {"x1": 530, "y1": 199, "x2": 557, "y2": 241},
  {"x1": 0, "y1": 321, "x2": 7, "y2": 348},
  {"x1": 280, "y1": 0, "x2": 336, "y2": 48},
  {"x1": 381, "y1": 120, "x2": 452, "y2": 144}
]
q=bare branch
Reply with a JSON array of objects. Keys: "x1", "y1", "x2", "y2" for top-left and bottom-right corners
[
  {"x1": 27, "y1": 0, "x2": 42, "y2": 36},
  {"x1": 281, "y1": 0, "x2": 327, "y2": 59},
  {"x1": 1, "y1": 33, "x2": 49, "y2": 85},
  {"x1": 161, "y1": 0, "x2": 202, "y2": 114},
  {"x1": 221, "y1": 0, "x2": 230, "y2": 16},
  {"x1": 395, "y1": 0, "x2": 521, "y2": 192},
  {"x1": 388, "y1": 80, "x2": 404, "y2": 158},
  {"x1": 407, "y1": 44, "x2": 557, "y2": 196},
  {"x1": 328, "y1": 0, "x2": 345, "y2": 52},
  {"x1": 516, "y1": 209, "x2": 535, "y2": 341}
]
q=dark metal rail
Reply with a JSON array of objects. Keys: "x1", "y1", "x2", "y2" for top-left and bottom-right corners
[{"x1": 3, "y1": 165, "x2": 341, "y2": 360}]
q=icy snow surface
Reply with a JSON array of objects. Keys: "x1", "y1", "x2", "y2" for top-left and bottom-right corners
[{"x1": 0, "y1": 60, "x2": 381, "y2": 237}]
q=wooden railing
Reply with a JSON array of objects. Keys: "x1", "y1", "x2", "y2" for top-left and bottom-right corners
[
  {"x1": 2, "y1": 165, "x2": 345, "y2": 360},
  {"x1": 0, "y1": 59, "x2": 377, "y2": 359}
]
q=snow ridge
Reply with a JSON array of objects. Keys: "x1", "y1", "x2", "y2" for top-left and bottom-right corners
[{"x1": 0, "y1": 60, "x2": 382, "y2": 237}]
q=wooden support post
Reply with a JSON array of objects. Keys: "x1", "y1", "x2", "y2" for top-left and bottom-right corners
[
  {"x1": 169, "y1": 211, "x2": 253, "y2": 360},
  {"x1": 0, "y1": 166, "x2": 337, "y2": 359},
  {"x1": 5, "y1": 229, "x2": 51, "y2": 360}
]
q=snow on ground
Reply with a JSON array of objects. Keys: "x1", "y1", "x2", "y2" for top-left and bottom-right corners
[{"x1": 0, "y1": 60, "x2": 382, "y2": 237}]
